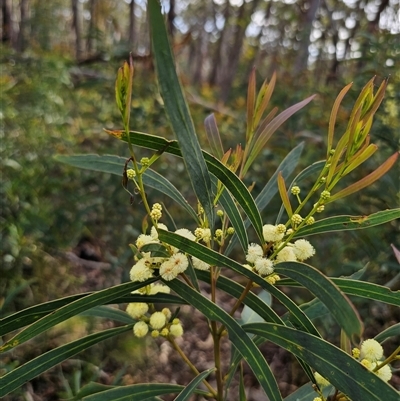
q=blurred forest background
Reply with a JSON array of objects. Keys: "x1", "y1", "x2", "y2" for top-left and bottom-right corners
[{"x1": 1, "y1": 0, "x2": 399, "y2": 399}]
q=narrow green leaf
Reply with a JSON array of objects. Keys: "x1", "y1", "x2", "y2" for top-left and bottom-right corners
[
  {"x1": 0, "y1": 325, "x2": 133, "y2": 397},
  {"x1": 83, "y1": 383, "x2": 197, "y2": 401},
  {"x1": 218, "y1": 180, "x2": 248, "y2": 253},
  {"x1": 294, "y1": 209, "x2": 400, "y2": 238},
  {"x1": 204, "y1": 114, "x2": 224, "y2": 159},
  {"x1": 174, "y1": 368, "x2": 215, "y2": 401},
  {"x1": 0, "y1": 293, "x2": 185, "y2": 336},
  {"x1": 327, "y1": 151, "x2": 399, "y2": 202},
  {"x1": 79, "y1": 306, "x2": 135, "y2": 324},
  {"x1": 0, "y1": 279, "x2": 158, "y2": 353},
  {"x1": 158, "y1": 230, "x2": 319, "y2": 337},
  {"x1": 55, "y1": 154, "x2": 198, "y2": 222},
  {"x1": 277, "y1": 278, "x2": 400, "y2": 306},
  {"x1": 103, "y1": 130, "x2": 264, "y2": 243},
  {"x1": 284, "y1": 382, "x2": 333, "y2": 401},
  {"x1": 245, "y1": 323, "x2": 399, "y2": 401},
  {"x1": 166, "y1": 279, "x2": 283, "y2": 401},
  {"x1": 149, "y1": 0, "x2": 214, "y2": 226},
  {"x1": 374, "y1": 323, "x2": 400, "y2": 343},
  {"x1": 274, "y1": 262, "x2": 363, "y2": 341},
  {"x1": 70, "y1": 382, "x2": 116, "y2": 401},
  {"x1": 239, "y1": 363, "x2": 247, "y2": 401}
]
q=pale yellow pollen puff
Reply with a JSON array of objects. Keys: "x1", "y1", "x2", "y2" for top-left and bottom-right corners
[
  {"x1": 275, "y1": 246, "x2": 297, "y2": 263},
  {"x1": 136, "y1": 234, "x2": 156, "y2": 249},
  {"x1": 170, "y1": 322, "x2": 184, "y2": 337},
  {"x1": 360, "y1": 339, "x2": 384, "y2": 362},
  {"x1": 254, "y1": 257, "x2": 274, "y2": 276},
  {"x1": 246, "y1": 243, "x2": 264, "y2": 264},
  {"x1": 150, "y1": 311, "x2": 166, "y2": 330},
  {"x1": 126, "y1": 302, "x2": 148, "y2": 319},
  {"x1": 162, "y1": 307, "x2": 172, "y2": 321},
  {"x1": 133, "y1": 321, "x2": 148, "y2": 338},
  {"x1": 130, "y1": 259, "x2": 154, "y2": 282},
  {"x1": 375, "y1": 364, "x2": 392, "y2": 382},
  {"x1": 293, "y1": 239, "x2": 315, "y2": 261},
  {"x1": 192, "y1": 256, "x2": 211, "y2": 271}
]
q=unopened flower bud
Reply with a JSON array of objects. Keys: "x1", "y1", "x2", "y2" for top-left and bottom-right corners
[
  {"x1": 320, "y1": 190, "x2": 331, "y2": 200},
  {"x1": 291, "y1": 186, "x2": 300, "y2": 195},
  {"x1": 227, "y1": 227, "x2": 235, "y2": 235},
  {"x1": 127, "y1": 169, "x2": 136, "y2": 180},
  {"x1": 291, "y1": 214, "x2": 303, "y2": 225},
  {"x1": 306, "y1": 216, "x2": 315, "y2": 225}
]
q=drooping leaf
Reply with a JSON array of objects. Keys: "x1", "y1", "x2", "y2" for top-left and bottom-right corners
[
  {"x1": 374, "y1": 323, "x2": 400, "y2": 343},
  {"x1": 149, "y1": 0, "x2": 214, "y2": 226},
  {"x1": 274, "y1": 262, "x2": 363, "y2": 342},
  {"x1": 55, "y1": 154, "x2": 198, "y2": 222},
  {"x1": 0, "y1": 278, "x2": 158, "y2": 353},
  {"x1": 294, "y1": 209, "x2": 400, "y2": 238},
  {"x1": 0, "y1": 325, "x2": 133, "y2": 397},
  {"x1": 277, "y1": 278, "x2": 400, "y2": 306},
  {"x1": 0, "y1": 292, "x2": 185, "y2": 336},
  {"x1": 277, "y1": 172, "x2": 292, "y2": 218},
  {"x1": 244, "y1": 323, "x2": 399, "y2": 401}
]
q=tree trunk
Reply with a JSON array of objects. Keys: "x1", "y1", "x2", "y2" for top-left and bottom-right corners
[
  {"x1": 87, "y1": 0, "x2": 96, "y2": 54},
  {"x1": 71, "y1": 0, "x2": 84, "y2": 61},
  {"x1": 128, "y1": 0, "x2": 135, "y2": 50},
  {"x1": 208, "y1": 0, "x2": 231, "y2": 86},
  {"x1": 293, "y1": 0, "x2": 320, "y2": 75},
  {"x1": 1, "y1": 0, "x2": 14, "y2": 45},
  {"x1": 219, "y1": 0, "x2": 260, "y2": 103},
  {"x1": 168, "y1": 0, "x2": 175, "y2": 37},
  {"x1": 16, "y1": 0, "x2": 29, "y2": 52}
]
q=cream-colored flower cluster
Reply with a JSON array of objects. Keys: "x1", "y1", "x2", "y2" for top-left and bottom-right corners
[
  {"x1": 352, "y1": 339, "x2": 392, "y2": 382},
  {"x1": 126, "y1": 283, "x2": 184, "y2": 339},
  {"x1": 244, "y1": 224, "x2": 315, "y2": 283},
  {"x1": 130, "y1": 223, "x2": 212, "y2": 283},
  {"x1": 313, "y1": 338, "x2": 392, "y2": 396}
]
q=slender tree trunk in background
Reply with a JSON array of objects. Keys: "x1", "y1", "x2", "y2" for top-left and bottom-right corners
[
  {"x1": 1, "y1": 0, "x2": 14, "y2": 45},
  {"x1": 87, "y1": 0, "x2": 96, "y2": 54},
  {"x1": 168, "y1": 0, "x2": 175, "y2": 38},
  {"x1": 208, "y1": 0, "x2": 231, "y2": 86},
  {"x1": 246, "y1": 0, "x2": 272, "y2": 76},
  {"x1": 128, "y1": 0, "x2": 135, "y2": 50},
  {"x1": 16, "y1": 0, "x2": 29, "y2": 52},
  {"x1": 357, "y1": 0, "x2": 389, "y2": 73},
  {"x1": 219, "y1": 0, "x2": 260, "y2": 103},
  {"x1": 293, "y1": 0, "x2": 320, "y2": 75},
  {"x1": 71, "y1": 0, "x2": 84, "y2": 61}
]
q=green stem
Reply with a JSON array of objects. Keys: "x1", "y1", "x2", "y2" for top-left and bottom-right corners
[{"x1": 169, "y1": 337, "x2": 217, "y2": 398}]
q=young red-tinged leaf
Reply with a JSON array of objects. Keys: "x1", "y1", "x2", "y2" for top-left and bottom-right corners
[
  {"x1": 327, "y1": 151, "x2": 399, "y2": 203},
  {"x1": 246, "y1": 67, "x2": 256, "y2": 142},
  {"x1": 277, "y1": 172, "x2": 292, "y2": 218},
  {"x1": 327, "y1": 82, "x2": 353, "y2": 157},
  {"x1": 244, "y1": 95, "x2": 315, "y2": 174},
  {"x1": 253, "y1": 71, "x2": 277, "y2": 128},
  {"x1": 204, "y1": 113, "x2": 224, "y2": 159}
]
